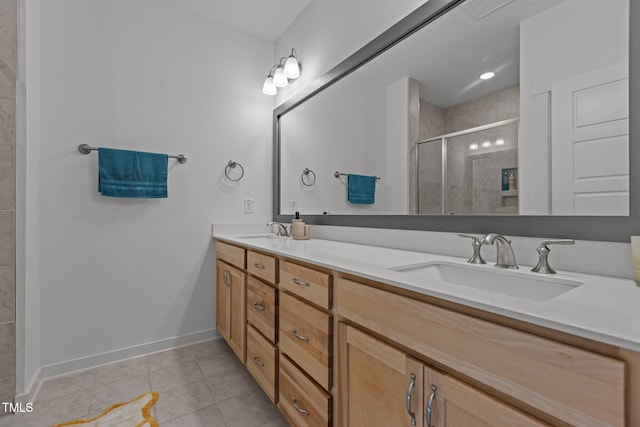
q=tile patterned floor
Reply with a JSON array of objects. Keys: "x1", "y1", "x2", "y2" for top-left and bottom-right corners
[{"x1": 0, "y1": 339, "x2": 290, "y2": 427}]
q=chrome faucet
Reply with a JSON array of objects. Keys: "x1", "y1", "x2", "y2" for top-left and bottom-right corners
[
  {"x1": 267, "y1": 221, "x2": 291, "y2": 237},
  {"x1": 531, "y1": 239, "x2": 574, "y2": 274},
  {"x1": 481, "y1": 233, "x2": 518, "y2": 269},
  {"x1": 458, "y1": 234, "x2": 486, "y2": 264}
]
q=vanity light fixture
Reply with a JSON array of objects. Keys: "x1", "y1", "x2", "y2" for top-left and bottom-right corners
[
  {"x1": 495, "y1": 138, "x2": 505, "y2": 146},
  {"x1": 469, "y1": 143, "x2": 479, "y2": 150},
  {"x1": 262, "y1": 49, "x2": 301, "y2": 96},
  {"x1": 480, "y1": 71, "x2": 495, "y2": 80},
  {"x1": 262, "y1": 66, "x2": 278, "y2": 96},
  {"x1": 482, "y1": 140, "x2": 492, "y2": 148}
]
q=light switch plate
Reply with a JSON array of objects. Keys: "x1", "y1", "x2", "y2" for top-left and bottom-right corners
[{"x1": 244, "y1": 198, "x2": 254, "y2": 214}]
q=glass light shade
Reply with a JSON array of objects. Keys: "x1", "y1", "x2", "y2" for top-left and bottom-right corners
[
  {"x1": 273, "y1": 67, "x2": 288, "y2": 87},
  {"x1": 262, "y1": 76, "x2": 277, "y2": 95},
  {"x1": 284, "y1": 55, "x2": 300, "y2": 79}
]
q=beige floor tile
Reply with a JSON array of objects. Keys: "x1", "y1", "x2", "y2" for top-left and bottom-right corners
[
  {"x1": 93, "y1": 355, "x2": 149, "y2": 386},
  {"x1": 259, "y1": 418, "x2": 291, "y2": 427},
  {"x1": 190, "y1": 339, "x2": 231, "y2": 360},
  {"x1": 154, "y1": 379, "x2": 215, "y2": 423},
  {"x1": 206, "y1": 367, "x2": 260, "y2": 403},
  {"x1": 196, "y1": 351, "x2": 243, "y2": 378},
  {"x1": 88, "y1": 372, "x2": 151, "y2": 414},
  {"x1": 30, "y1": 388, "x2": 92, "y2": 426},
  {"x1": 36, "y1": 369, "x2": 97, "y2": 402},
  {"x1": 150, "y1": 360, "x2": 204, "y2": 392},
  {"x1": 163, "y1": 404, "x2": 227, "y2": 427},
  {"x1": 217, "y1": 388, "x2": 283, "y2": 427},
  {"x1": 148, "y1": 346, "x2": 195, "y2": 372}
]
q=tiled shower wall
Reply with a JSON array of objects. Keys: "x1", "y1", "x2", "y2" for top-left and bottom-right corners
[{"x1": 0, "y1": 0, "x2": 16, "y2": 409}]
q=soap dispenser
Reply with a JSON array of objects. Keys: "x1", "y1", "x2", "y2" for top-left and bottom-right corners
[{"x1": 292, "y1": 212, "x2": 310, "y2": 240}]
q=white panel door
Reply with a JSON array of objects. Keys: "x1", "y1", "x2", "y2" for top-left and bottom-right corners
[{"x1": 551, "y1": 62, "x2": 629, "y2": 215}]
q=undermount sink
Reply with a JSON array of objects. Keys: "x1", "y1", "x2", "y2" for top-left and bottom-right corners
[{"x1": 388, "y1": 261, "x2": 582, "y2": 301}]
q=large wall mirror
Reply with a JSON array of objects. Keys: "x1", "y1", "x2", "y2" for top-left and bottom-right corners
[{"x1": 273, "y1": 0, "x2": 639, "y2": 242}]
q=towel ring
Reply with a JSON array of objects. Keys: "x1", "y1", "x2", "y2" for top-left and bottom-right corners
[
  {"x1": 301, "y1": 168, "x2": 316, "y2": 186},
  {"x1": 224, "y1": 160, "x2": 244, "y2": 182}
]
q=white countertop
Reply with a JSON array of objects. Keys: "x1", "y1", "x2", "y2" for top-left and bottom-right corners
[{"x1": 213, "y1": 230, "x2": 640, "y2": 352}]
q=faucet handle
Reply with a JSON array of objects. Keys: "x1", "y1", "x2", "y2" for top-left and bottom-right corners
[
  {"x1": 458, "y1": 234, "x2": 486, "y2": 264},
  {"x1": 531, "y1": 239, "x2": 575, "y2": 274}
]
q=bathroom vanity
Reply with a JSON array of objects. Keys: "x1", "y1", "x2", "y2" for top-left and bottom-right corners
[{"x1": 213, "y1": 231, "x2": 640, "y2": 427}]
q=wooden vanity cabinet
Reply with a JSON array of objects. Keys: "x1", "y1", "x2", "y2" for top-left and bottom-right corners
[
  {"x1": 336, "y1": 276, "x2": 626, "y2": 427},
  {"x1": 216, "y1": 259, "x2": 246, "y2": 363},
  {"x1": 338, "y1": 323, "x2": 549, "y2": 427},
  {"x1": 215, "y1": 239, "x2": 636, "y2": 426}
]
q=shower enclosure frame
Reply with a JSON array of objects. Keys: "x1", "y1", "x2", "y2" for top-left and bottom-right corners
[{"x1": 416, "y1": 118, "x2": 520, "y2": 215}]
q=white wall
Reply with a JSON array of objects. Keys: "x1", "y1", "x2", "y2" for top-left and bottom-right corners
[
  {"x1": 21, "y1": 0, "x2": 274, "y2": 389},
  {"x1": 274, "y1": 0, "x2": 428, "y2": 104}
]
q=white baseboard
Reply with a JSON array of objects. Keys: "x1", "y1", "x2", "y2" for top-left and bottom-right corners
[{"x1": 16, "y1": 329, "x2": 220, "y2": 403}]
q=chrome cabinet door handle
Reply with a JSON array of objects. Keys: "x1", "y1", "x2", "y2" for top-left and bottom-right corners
[
  {"x1": 253, "y1": 302, "x2": 266, "y2": 311},
  {"x1": 292, "y1": 329, "x2": 310, "y2": 342},
  {"x1": 253, "y1": 263, "x2": 265, "y2": 270},
  {"x1": 406, "y1": 373, "x2": 417, "y2": 426},
  {"x1": 291, "y1": 396, "x2": 310, "y2": 416},
  {"x1": 292, "y1": 277, "x2": 310, "y2": 287},
  {"x1": 253, "y1": 356, "x2": 264, "y2": 367},
  {"x1": 224, "y1": 270, "x2": 230, "y2": 287},
  {"x1": 426, "y1": 385, "x2": 437, "y2": 427}
]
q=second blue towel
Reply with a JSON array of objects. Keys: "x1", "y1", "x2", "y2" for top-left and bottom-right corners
[
  {"x1": 98, "y1": 148, "x2": 169, "y2": 198},
  {"x1": 347, "y1": 174, "x2": 376, "y2": 204}
]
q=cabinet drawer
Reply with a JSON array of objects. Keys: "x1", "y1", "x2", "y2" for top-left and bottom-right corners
[
  {"x1": 336, "y1": 277, "x2": 626, "y2": 427},
  {"x1": 279, "y1": 355, "x2": 332, "y2": 427},
  {"x1": 280, "y1": 261, "x2": 332, "y2": 310},
  {"x1": 279, "y1": 292, "x2": 332, "y2": 391},
  {"x1": 247, "y1": 276, "x2": 277, "y2": 344},
  {"x1": 247, "y1": 324, "x2": 278, "y2": 404},
  {"x1": 247, "y1": 250, "x2": 278, "y2": 284},
  {"x1": 216, "y1": 240, "x2": 245, "y2": 268}
]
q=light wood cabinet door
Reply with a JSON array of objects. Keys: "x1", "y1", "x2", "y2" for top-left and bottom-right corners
[
  {"x1": 216, "y1": 259, "x2": 246, "y2": 363},
  {"x1": 338, "y1": 323, "x2": 424, "y2": 427},
  {"x1": 424, "y1": 367, "x2": 550, "y2": 427},
  {"x1": 216, "y1": 260, "x2": 231, "y2": 342}
]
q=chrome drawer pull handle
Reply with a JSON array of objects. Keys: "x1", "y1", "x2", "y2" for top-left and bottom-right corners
[
  {"x1": 253, "y1": 356, "x2": 265, "y2": 367},
  {"x1": 292, "y1": 329, "x2": 310, "y2": 342},
  {"x1": 253, "y1": 263, "x2": 265, "y2": 270},
  {"x1": 253, "y1": 303, "x2": 266, "y2": 311},
  {"x1": 426, "y1": 385, "x2": 437, "y2": 427},
  {"x1": 292, "y1": 278, "x2": 310, "y2": 287},
  {"x1": 224, "y1": 270, "x2": 231, "y2": 287},
  {"x1": 291, "y1": 396, "x2": 310, "y2": 416},
  {"x1": 406, "y1": 373, "x2": 417, "y2": 426}
]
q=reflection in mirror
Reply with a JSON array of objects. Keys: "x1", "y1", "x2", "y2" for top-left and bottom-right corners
[{"x1": 279, "y1": 0, "x2": 629, "y2": 217}]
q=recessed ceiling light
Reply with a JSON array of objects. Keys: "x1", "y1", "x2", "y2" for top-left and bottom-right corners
[{"x1": 480, "y1": 71, "x2": 495, "y2": 80}]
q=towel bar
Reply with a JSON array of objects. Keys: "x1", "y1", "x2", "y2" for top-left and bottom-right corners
[
  {"x1": 334, "y1": 171, "x2": 380, "y2": 180},
  {"x1": 77, "y1": 144, "x2": 187, "y2": 164}
]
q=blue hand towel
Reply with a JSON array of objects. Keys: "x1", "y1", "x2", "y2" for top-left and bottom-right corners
[
  {"x1": 98, "y1": 148, "x2": 169, "y2": 198},
  {"x1": 347, "y1": 174, "x2": 376, "y2": 204}
]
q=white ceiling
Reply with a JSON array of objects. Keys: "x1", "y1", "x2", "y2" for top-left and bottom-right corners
[
  {"x1": 354, "y1": 0, "x2": 566, "y2": 108},
  {"x1": 164, "y1": 0, "x2": 311, "y2": 42}
]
